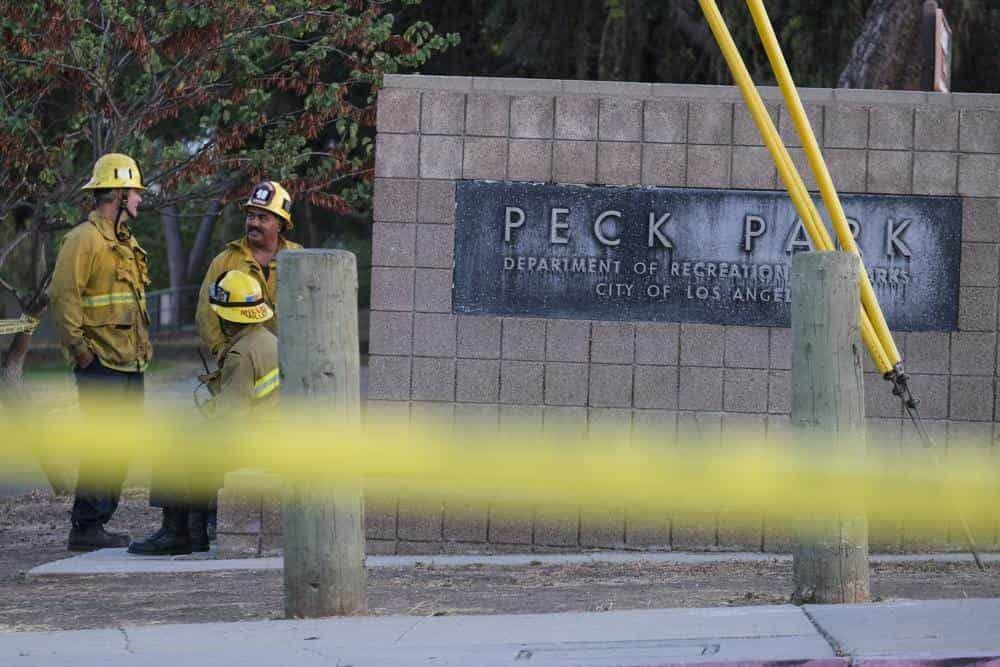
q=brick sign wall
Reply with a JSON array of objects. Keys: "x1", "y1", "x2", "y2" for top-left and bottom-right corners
[{"x1": 366, "y1": 75, "x2": 1000, "y2": 555}]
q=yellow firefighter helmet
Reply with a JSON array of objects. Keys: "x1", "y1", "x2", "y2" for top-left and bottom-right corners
[
  {"x1": 81, "y1": 153, "x2": 146, "y2": 191},
  {"x1": 209, "y1": 270, "x2": 274, "y2": 324},
  {"x1": 243, "y1": 181, "x2": 293, "y2": 229}
]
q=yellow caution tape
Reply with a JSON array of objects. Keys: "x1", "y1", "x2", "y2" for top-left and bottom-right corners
[
  {"x1": 1, "y1": 407, "x2": 997, "y2": 531},
  {"x1": 0, "y1": 315, "x2": 39, "y2": 336}
]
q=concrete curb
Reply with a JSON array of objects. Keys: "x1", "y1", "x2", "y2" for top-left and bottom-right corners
[
  {"x1": 3, "y1": 601, "x2": 1000, "y2": 665},
  {"x1": 647, "y1": 660, "x2": 1000, "y2": 666},
  {"x1": 852, "y1": 658, "x2": 1000, "y2": 666},
  {"x1": 25, "y1": 549, "x2": 998, "y2": 579},
  {"x1": 647, "y1": 662, "x2": 848, "y2": 667}
]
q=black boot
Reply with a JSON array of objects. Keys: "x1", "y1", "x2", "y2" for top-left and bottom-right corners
[
  {"x1": 188, "y1": 512, "x2": 210, "y2": 552},
  {"x1": 127, "y1": 508, "x2": 191, "y2": 556},
  {"x1": 206, "y1": 509, "x2": 217, "y2": 542},
  {"x1": 68, "y1": 523, "x2": 131, "y2": 551}
]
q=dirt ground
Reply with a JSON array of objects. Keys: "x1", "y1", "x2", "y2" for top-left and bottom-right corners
[{"x1": 1, "y1": 491, "x2": 997, "y2": 633}]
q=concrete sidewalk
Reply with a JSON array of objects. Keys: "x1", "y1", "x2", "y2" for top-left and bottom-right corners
[
  {"x1": 26, "y1": 547, "x2": 999, "y2": 578},
  {"x1": 2, "y1": 599, "x2": 999, "y2": 666}
]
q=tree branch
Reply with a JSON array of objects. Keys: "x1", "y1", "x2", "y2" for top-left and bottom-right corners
[
  {"x1": 0, "y1": 275, "x2": 21, "y2": 302},
  {"x1": 0, "y1": 228, "x2": 31, "y2": 271},
  {"x1": 22, "y1": 265, "x2": 54, "y2": 314}
]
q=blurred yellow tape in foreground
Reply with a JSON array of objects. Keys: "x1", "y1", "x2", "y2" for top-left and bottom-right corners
[{"x1": 2, "y1": 406, "x2": 998, "y2": 528}]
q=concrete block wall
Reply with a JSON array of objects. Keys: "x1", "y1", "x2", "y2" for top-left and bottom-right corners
[{"x1": 365, "y1": 75, "x2": 1000, "y2": 554}]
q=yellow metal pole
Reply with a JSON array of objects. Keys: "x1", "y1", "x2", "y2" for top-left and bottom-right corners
[
  {"x1": 697, "y1": 2, "x2": 829, "y2": 243},
  {"x1": 745, "y1": 0, "x2": 902, "y2": 371},
  {"x1": 696, "y1": 0, "x2": 894, "y2": 374},
  {"x1": 743, "y1": 4, "x2": 984, "y2": 570}
]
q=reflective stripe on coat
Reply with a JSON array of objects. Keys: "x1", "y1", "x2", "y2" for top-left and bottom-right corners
[{"x1": 48, "y1": 211, "x2": 152, "y2": 371}]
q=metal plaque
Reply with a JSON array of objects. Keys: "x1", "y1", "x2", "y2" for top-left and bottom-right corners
[{"x1": 453, "y1": 181, "x2": 962, "y2": 331}]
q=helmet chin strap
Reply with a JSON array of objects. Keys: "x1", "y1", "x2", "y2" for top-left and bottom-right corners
[{"x1": 114, "y1": 190, "x2": 133, "y2": 241}]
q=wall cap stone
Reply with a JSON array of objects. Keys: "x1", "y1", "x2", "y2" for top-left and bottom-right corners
[{"x1": 383, "y1": 75, "x2": 1000, "y2": 109}]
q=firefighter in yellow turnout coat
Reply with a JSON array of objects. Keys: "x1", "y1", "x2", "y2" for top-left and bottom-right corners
[
  {"x1": 206, "y1": 270, "x2": 281, "y2": 415},
  {"x1": 129, "y1": 270, "x2": 279, "y2": 556},
  {"x1": 49, "y1": 153, "x2": 151, "y2": 552},
  {"x1": 195, "y1": 181, "x2": 300, "y2": 357},
  {"x1": 192, "y1": 180, "x2": 297, "y2": 539}
]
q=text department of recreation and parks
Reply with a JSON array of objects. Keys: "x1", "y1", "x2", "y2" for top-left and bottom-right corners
[{"x1": 501, "y1": 205, "x2": 914, "y2": 303}]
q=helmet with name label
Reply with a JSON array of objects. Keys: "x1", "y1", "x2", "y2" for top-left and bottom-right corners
[{"x1": 209, "y1": 270, "x2": 274, "y2": 324}]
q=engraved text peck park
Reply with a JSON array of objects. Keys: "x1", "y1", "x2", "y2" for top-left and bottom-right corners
[{"x1": 453, "y1": 182, "x2": 961, "y2": 331}]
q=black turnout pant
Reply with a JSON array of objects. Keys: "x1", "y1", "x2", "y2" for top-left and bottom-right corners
[{"x1": 70, "y1": 359, "x2": 144, "y2": 527}]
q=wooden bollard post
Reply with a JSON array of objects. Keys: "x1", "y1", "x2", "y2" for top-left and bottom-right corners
[
  {"x1": 278, "y1": 249, "x2": 367, "y2": 618},
  {"x1": 790, "y1": 251, "x2": 870, "y2": 604}
]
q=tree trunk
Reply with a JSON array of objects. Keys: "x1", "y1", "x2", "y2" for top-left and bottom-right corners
[
  {"x1": 598, "y1": 0, "x2": 648, "y2": 82},
  {"x1": 1, "y1": 296, "x2": 74, "y2": 495},
  {"x1": 839, "y1": 0, "x2": 925, "y2": 89},
  {"x1": 670, "y1": 0, "x2": 717, "y2": 55},
  {"x1": 302, "y1": 201, "x2": 318, "y2": 249},
  {"x1": 598, "y1": 1, "x2": 626, "y2": 80},
  {"x1": 0, "y1": 218, "x2": 72, "y2": 494},
  {"x1": 1, "y1": 218, "x2": 52, "y2": 392},
  {"x1": 628, "y1": 0, "x2": 649, "y2": 82},
  {"x1": 1, "y1": 296, "x2": 46, "y2": 399},
  {"x1": 161, "y1": 205, "x2": 185, "y2": 327},
  {"x1": 186, "y1": 197, "x2": 226, "y2": 283},
  {"x1": 573, "y1": 0, "x2": 604, "y2": 80},
  {"x1": 1, "y1": 328, "x2": 36, "y2": 399},
  {"x1": 31, "y1": 225, "x2": 47, "y2": 288},
  {"x1": 575, "y1": 0, "x2": 595, "y2": 79}
]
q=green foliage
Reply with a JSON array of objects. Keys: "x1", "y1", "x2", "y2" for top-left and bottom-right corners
[
  {"x1": 1, "y1": 0, "x2": 456, "y2": 292},
  {"x1": 420, "y1": 0, "x2": 999, "y2": 93},
  {"x1": 8, "y1": 0, "x2": 998, "y2": 299}
]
